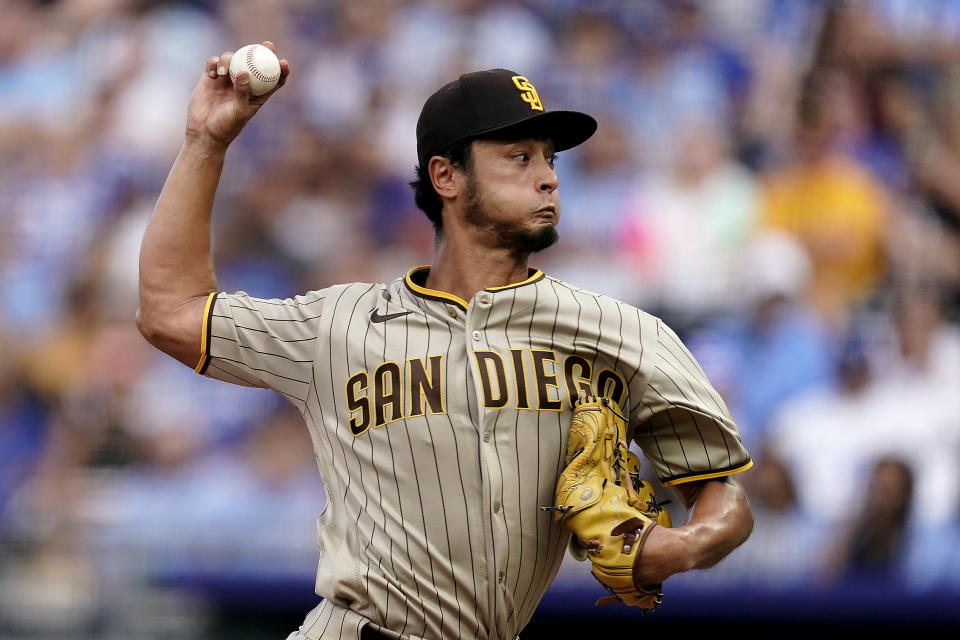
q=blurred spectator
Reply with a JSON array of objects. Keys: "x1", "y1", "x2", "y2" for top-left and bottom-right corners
[
  {"x1": 616, "y1": 117, "x2": 760, "y2": 332},
  {"x1": 18, "y1": 278, "x2": 106, "y2": 404},
  {"x1": 759, "y1": 70, "x2": 890, "y2": 325},
  {"x1": 876, "y1": 279, "x2": 960, "y2": 388},
  {"x1": 735, "y1": 0, "x2": 831, "y2": 169},
  {"x1": 685, "y1": 231, "x2": 835, "y2": 452},
  {"x1": 822, "y1": 457, "x2": 916, "y2": 584},
  {"x1": 865, "y1": 281, "x2": 960, "y2": 525},
  {"x1": 764, "y1": 322, "x2": 885, "y2": 527},
  {"x1": 865, "y1": 66, "x2": 960, "y2": 310},
  {"x1": 767, "y1": 299, "x2": 960, "y2": 528}
]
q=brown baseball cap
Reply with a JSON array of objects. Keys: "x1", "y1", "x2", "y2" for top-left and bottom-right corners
[{"x1": 415, "y1": 68, "x2": 598, "y2": 169}]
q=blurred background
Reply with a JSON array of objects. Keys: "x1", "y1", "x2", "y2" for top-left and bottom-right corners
[{"x1": 1, "y1": 0, "x2": 960, "y2": 637}]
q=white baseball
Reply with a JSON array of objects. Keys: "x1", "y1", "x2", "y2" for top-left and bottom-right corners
[{"x1": 229, "y1": 44, "x2": 281, "y2": 96}]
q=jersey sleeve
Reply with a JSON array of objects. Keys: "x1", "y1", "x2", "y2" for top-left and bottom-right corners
[
  {"x1": 194, "y1": 290, "x2": 326, "y2": 409},
  {"x1": 631, "y1": 318, "x2": 752, "y2": 486}
]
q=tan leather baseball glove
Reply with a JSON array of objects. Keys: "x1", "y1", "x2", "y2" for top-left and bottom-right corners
[{"x1": 549, "y1": 395, "x2": 672, "y2": 610}]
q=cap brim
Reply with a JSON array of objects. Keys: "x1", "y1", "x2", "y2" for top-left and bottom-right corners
[{"x1": 467, "y1": 110, "x2": 598, "y2": 153}]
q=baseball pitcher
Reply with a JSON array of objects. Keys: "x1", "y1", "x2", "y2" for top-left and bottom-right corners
[{"x1": 137, "y1": 41, "x2": 754, "y2": 640}]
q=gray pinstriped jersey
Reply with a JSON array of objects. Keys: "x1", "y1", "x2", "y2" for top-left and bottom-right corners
[{"x1": 196, "y1": 266, "x2": 752, "y2": 640}]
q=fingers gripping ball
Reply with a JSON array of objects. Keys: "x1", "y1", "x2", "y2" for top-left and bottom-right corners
[
  {"x1": 551, "y1": 395, "x2": 672, "y2": 610},
  {"x1": 229, "y1": 44, "x2": 281, "y2": 96}
]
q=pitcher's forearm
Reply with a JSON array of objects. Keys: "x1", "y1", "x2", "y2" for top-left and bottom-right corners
[
  {"x1": 631, "y1": 476, "x2": 754, "y2": 586},
  {"x1": 676, "y1": 478, "x2": 754, "y2": 570},
  {"x1": 139, "y1": 138, "x2": 226, "y2": 311},
  {"x1": 137, "y1": 139, "x2": 228, "y2": 367}
]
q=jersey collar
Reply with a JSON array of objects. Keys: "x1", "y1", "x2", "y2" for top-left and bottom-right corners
[{"x1": 404, "y1": 265, "x2": 545, "y2": 310}]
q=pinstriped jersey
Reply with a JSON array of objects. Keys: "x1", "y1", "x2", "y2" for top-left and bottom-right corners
[{"x1": 196, "y1": 265, "x2": 752, "y2": 640}]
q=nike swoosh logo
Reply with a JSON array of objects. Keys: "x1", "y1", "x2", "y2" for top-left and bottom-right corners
[{"x1": 370, "y1": 309, "x2": 413, "y2": 323}]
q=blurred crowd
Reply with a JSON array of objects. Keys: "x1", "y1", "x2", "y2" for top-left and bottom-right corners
[{"x1": 1, "y1": 0, "x2": 960, "y2": 636}]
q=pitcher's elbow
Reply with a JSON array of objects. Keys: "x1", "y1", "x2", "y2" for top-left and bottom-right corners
[
  {"x1": 135, "y1": 306, "x2": 162, "y2": 347},
  {"x1": 736, "y1": 496, "x2": 755, "y2": 546}
]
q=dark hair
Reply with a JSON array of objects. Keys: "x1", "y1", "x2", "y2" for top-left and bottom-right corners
[{"x1": 409, "y1": 139, "x2": 473, "y2": 233}]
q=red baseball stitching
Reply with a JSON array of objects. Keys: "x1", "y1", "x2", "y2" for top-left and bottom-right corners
[{"x1": 245, "y1": 46, "x2": 280, "y2": 83}]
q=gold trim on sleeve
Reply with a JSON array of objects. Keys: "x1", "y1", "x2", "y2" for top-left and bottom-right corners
[
  {"x1": 661, "y1": 459, "x2": 754, "y2": 486},
  {"x1": 194, "y1": 292, "x2": 219, "y2": 374}
]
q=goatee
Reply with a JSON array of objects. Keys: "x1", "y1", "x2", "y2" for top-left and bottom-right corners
[{"x1": 463, "y1": 176, "x2": 559, "y2": 254}]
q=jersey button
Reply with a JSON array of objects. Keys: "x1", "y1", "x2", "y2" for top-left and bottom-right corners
[
  {"x1": 498, "y1": 571, "x2": 505, "y2": 583},
  {"x1": 472, "y1": 330, "x2": 481, "y2": 341},
  {"x1": 493, "y1": 501, "x2": 501, "y2": 513},
  {"x1": 483, "y1": 432, "x2": 491, "y2": 442},
  {"x1": 447, "y1": 306, "x2": 457, "y2": 318}
]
